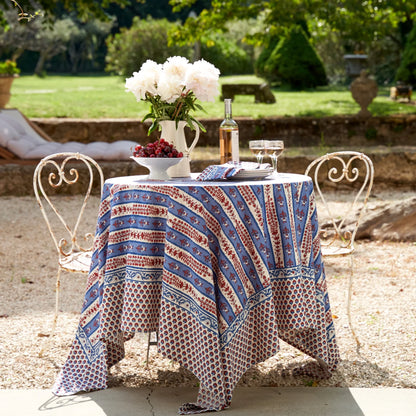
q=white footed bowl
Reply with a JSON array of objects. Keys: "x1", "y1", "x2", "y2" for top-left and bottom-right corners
[{"x1": 131, "y1": 156, "x2": 184, "y2": 180}]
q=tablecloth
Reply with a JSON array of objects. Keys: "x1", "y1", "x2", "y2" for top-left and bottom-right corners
[{"x1": 52, "y1": 173, "x2": 339, "y2": 413}]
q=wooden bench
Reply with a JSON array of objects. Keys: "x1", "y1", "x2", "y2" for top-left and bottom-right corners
[{"x1": 221, "y1": 83, "x2": 276, "y2": 104}]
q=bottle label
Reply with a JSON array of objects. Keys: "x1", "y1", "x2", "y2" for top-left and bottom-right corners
[{"x1": 231, "y1": 130, "x2": 239, "y2": 163}]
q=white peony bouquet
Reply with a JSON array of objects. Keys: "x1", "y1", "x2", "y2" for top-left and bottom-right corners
[{"x1": 125, "y1": 56, "x2": 220, "y2": 134}]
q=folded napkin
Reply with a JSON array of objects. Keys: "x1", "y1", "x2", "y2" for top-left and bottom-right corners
[{"x1": 196, "y1": 162, "x2": 270, "y2": 181}]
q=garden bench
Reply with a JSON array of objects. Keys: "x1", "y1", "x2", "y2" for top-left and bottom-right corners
[{"x1": 221, "y1": 83, "x2": 276, "y2": 104}]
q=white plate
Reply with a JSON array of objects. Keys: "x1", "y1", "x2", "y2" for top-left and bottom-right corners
[{"x1": 230, "y1": 167, "x2": 274, "y2": 180}]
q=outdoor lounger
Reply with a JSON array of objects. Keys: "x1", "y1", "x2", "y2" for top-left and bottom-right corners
[{"x1": 0, "y1": 109, "x2": 137, "y2": 163}]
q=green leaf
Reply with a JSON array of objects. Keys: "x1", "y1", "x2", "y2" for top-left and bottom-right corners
[
  {"x1": 142, "y1": 112, "x2": 154, "y2": 122},
  {"x1": 186, "y1": 116, "x2": 195, "y2": 130},
  {"x1": 148, "y1": 120, "x2": 158, "y2": 135},
  {"x1": 193, "y1": 117, "x2": 207, "y2": 132}
]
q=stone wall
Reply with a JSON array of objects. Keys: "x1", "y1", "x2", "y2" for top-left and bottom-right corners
[
  {"x1": 31, "y1": 115, "x2": 416, "y2": 148},
  {"x1": 2, "y1": 115, "x2": 416, "y2": 196},
  {"x1": 2, "y1": 146, "x2": 416, "y2": 196}
]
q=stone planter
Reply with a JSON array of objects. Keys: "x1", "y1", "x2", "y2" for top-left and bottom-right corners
[
  {"x1": 344, "y1": 54, "x2": 368, "y2": 78},
  {"x1": 350, "y1": 70, "x2": 378, "y2": 118},
  {"x1": 0, "y1": 75, "x2": 18, "y2": 108}
]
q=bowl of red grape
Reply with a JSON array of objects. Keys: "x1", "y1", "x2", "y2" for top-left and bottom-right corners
[{"x1": 131, "y1": 139, "x2": 184, "y2": 180}]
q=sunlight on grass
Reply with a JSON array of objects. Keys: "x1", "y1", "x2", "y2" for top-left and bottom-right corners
[{"x1": 8, "y1": 74, "x2": 416, "y2": 119}]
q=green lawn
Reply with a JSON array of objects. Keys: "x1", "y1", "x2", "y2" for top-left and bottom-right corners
[{"x1": 9, "y1": 74, "x2": 416, "y2": 119}]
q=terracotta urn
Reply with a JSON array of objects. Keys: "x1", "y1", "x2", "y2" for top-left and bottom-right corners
[{"x1": 0, "y1": 75, "x2": 18, "y2": 108}]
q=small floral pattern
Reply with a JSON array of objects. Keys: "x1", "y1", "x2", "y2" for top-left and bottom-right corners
[{"x1": 52, "y1": 176, "x2": 339, "y2": 414}]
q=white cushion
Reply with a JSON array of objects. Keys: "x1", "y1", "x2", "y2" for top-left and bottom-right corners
[
  {"x1": 0, "y1": 120, "x2": 20, "y2": 147},
  {"x1": 0, "y1": 109, "x2": 137, "y2": 160},
  {"x1": 25, "y1": 143, "x2": 76, "y2": 158},
  {"x1": 6, "y1": 135, "x2": 42, "y2": 157},
  {"x1": 0, "y1": 110, "x2": 46, "y2": 147}
]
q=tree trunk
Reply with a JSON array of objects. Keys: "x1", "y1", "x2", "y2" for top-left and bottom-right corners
[
  {"x1": 12, "y1": 48, "x2": 24, "y2": 61},
  {"x1": 34, "y1": 52, "x2": 47, "y2": 76}
]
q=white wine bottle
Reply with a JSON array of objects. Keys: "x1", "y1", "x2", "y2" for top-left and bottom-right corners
[{"x1": 219, "y1": 98, "x2": 239, "y2": 164}]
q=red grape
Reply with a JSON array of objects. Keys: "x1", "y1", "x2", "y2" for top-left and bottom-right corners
[{"x1": 133, "y1": 138, "x2": 183, "y2": 158}]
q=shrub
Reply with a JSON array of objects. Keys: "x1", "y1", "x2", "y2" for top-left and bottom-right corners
[
  {"x1": 309, "y1": 21, "x2": 346, "y2": 85},
  {"x1": 105, "y1": 17, "x2": 192, "y2": 77},
  {"x1": 263, "y1": 25, "x2": 327, "y2": 89},
  {"x1": 255, "y1": 35, "x2": 280, "y2": 78},
  {"x1": 395, "y1": 24, "x2": 416, "y2": 86},
  {"x1": 200, "y1": 33, "x2": 253, "y2": 75},
  {"x1": 0, "y1": 59, "x2": 20, "y2": 76}
]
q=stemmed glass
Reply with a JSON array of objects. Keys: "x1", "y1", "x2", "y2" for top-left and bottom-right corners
[
  {"x1": 249, "y1": 140, "x2": 266, "y2": 166},
  {"x1": 265, "y1": 140, "x2": 284, "y2": 174}
]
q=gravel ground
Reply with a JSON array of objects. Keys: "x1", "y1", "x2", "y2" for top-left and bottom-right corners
[{"x1": 0, "y1": 190, "x2": 415, "y2": 391}]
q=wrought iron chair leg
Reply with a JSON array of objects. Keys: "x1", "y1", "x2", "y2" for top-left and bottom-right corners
[
  {"x1": 146, "y1": 331, "x2": 158, "y2": 368},
  {"x1": 346, "y1": 254, "x2": 360, "y2": 351},
  {"x1": 146, "y1": 332, "x2": 151, "y2": 366},
  {"x1": 52, "y1": 267, "x2": 61, "y2": 336},
  {"x1": 39, "y1": 267, "x2": 61, "y2": 357}
]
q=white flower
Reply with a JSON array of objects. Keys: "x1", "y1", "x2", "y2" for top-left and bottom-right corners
[
  {"x1": 124, "y1": 56, "x2": 220, "y2": 133},
  {"x1": 162, "y1": 56, "x2": 190, "y2": 80},
  {"x1": 125, "y1": 59, "x2": 161, "y2": 100},
  {"x1": 157, "y1": 74, "x2": 184, "y2": 103},
  {"x1": 157, "y1": 56, "x2": 190, "y2": 103},
  {"x1": 185, "y1": 59, "x2": 220, "y2": 102}
]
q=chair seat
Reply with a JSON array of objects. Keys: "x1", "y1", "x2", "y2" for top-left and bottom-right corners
[
  {"x1": 321, "y1": 245, "x2": 354, "y2": 257},
  {"x1": 59, "y1": 251, "x2": 92, "y2": 274}
]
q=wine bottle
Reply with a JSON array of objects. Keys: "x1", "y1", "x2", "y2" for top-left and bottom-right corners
[{"x1": 219, "y1": 99, "x2": 239, "y2": 164}]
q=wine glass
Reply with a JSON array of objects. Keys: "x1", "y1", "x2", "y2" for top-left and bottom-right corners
[
  {"x1": 265, "y1": 140, "x2": 284, "y2": 174},
  {"x1": 249, "y1": 140, "x2": 266, "y2": 166}
]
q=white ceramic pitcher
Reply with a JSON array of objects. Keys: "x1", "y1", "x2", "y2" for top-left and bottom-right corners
[{"x1": 159, "y1": 120, "x2": 200, "y2": 178}]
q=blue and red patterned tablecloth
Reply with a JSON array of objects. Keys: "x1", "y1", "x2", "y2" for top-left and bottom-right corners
[{"x1": 52, "y1": 173, "x2": 339, "y2": 413}]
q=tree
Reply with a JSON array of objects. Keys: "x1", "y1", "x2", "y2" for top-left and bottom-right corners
[
  {"x1": 255, "y1": 33, "x2": 282, "y2": 78},
  {"x1": 0, "y1": 0, "x2": 130, "y2": 26},
  {"x1": 106, "y1": 0, "x2": 211, "y2": 28},
  {"x1": 0, "y1": 10, "x2": 114, "y2": 75},
  {"x1": 170, "y1": 1, "x2": 416, "y2": 49},
  {"x1": 199, "y1": 32, "x2": 253, "y2": 75},
  {"x1": 1, "y1": 0, "x2": 211, "y2": 27},
  {"x1": 170, "y1": 1, "x2": 416, "y2": 84},
  {"x1": 0, "y1": 14, "x2": 77, "y2": 75},
  {"x1": 263, "y1": 25, "x2": 327, "y2": 89},
  {"x1": 395, "y1": 24, "x2": 416, "y2": 86},
  {"x1": 105, "y1": 17, "x2": 192, "y2": 77},
  {"x1": 32, "y1": 19, "x2": 74, "y2": 75},
  {"x1": 3, "y1": 1, "x2": 416, "y2": 82},
  {"x1": 64, "y1": 17, "x2": 114, "y2": 74}
]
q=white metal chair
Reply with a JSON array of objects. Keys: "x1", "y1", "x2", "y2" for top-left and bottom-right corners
[
  {"x1": 33, "y1": 152, "x2": 104, "y2": 344},
  {"x1": 305, "y1": 151, "x2": 374, "y2": 349}
]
